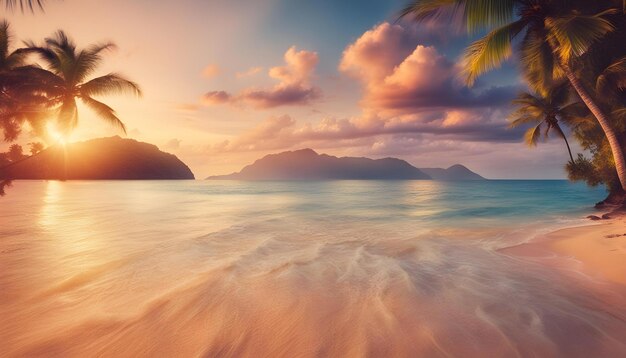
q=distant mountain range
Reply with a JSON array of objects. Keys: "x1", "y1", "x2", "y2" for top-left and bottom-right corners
[
  {"x1": 420, "y1": 165, "x2": 485, "y2": 181},
  {"x1": 207, "y1": 149, "x2": 485, "y2": 181},
  {"x1": 0, "y1": 136, "x2": 194, "y2": 180}
]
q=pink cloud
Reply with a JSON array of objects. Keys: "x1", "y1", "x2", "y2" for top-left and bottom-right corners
[
  {"x1": 236, "y1": 66, "x2": 263, "y2": 78},
  {"x1": 202, "y1": 91, "x2": 232, "y2": 105},
  {"x1": 201, "y1": 23, "x2": 527, "y2": 176},
  {"x1": 203, "y1": 46, "x2": 321, "y2": 109},
  {"x1": 210, "y1": 107, "x2": 520, "y2": 155},
  {"x1": 268, "y1": 46, "x2": 318, "y2": 85},
  {"x1": 340, "y1": 23, "x2": 515, "y2": 116},
  {"x1": 339, "y1": 23, "x2": 415, "y2": 83}
]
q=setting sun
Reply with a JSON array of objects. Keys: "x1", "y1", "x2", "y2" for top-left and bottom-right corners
[
  {"x1": 1, "y1": 0, "x2": 625, "y2": 357},
  {"x1": 46, "y1": 122, "x2": 67, "y2": 146}
]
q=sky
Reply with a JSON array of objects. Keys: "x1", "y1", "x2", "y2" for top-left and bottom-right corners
[{"x1": 3, "y1": 0, "x2": 582, "y2": 179}]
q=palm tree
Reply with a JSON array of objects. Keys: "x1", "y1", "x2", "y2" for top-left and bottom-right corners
[
  {"x1": 28, "y1": 30, "x2": 142, "y2": 135},
  {"x1": 0, "y1": 19, "x2": 51, "y2": 141},
  {"x1": 401, "y1": 0, "x2": 626, "y2": 190},
  {"x1": 595, "y1": 56, "x2": 626, "y2": 102},
  {"x1": 509, "y1": 84, "x2": 587, "y2": 163},
  {"x1": 0, "y1": 20, "x2": 28, "y2": 72}
]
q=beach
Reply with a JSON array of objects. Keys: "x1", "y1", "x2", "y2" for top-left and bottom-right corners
[
  {"x1": 1, "y1": 180, "x2": 625, "y2": 357},
  {"x1": 503, "y1": 213, "x2": 626, "y2": 288}
]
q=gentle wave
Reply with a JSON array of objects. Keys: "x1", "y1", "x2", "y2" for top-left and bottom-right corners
[{"x1": 0, "y1": 180, "x2": 624, "y2": 357}]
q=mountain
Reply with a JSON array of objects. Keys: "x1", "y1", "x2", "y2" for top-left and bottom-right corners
[
  {"x1": 0, "y1": 136, "x2": 194, "y2": 180},
  {"x1": 207, "y1": 149, "x2": 484, "y2": 181},
  {"x1": 208, "y1": 148, "x2": 430, "y2": 180},
  {"x1": 420, "y1": 165, "x2": 485, "y2": 181}
]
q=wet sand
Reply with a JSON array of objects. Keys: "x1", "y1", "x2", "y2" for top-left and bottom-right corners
[
  {"x1": 2, "y1": 181, "x2": 626, "y2": 357},
  {"x1": 502, "y1": 213, "x2": 626, "y2": 287}
]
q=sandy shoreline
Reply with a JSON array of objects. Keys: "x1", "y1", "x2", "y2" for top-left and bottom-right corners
[{"x1": 502, "y1": 213, "x2": 626, "y2": 287}]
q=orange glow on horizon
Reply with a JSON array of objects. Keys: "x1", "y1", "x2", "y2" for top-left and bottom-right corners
[{"x1": 46, "y1": 122, "x2": 68, "y2": 146}]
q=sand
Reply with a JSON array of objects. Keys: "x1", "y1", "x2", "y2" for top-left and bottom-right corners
[{"x1": 502, "y1": 213, "x2": 626, "y2": 287}]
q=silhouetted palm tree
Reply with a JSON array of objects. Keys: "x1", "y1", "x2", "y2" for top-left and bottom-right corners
[
  {"x1": 28, "y1": 31, "x2": 142, "y2": 135},
  {"x1": 401, "y1": 0, "x2": 626, "y2": 191},
  {"x1": 0, "y1": 20, "x2": 28, "y2": 71},
  {"x1": 0, "y1": 19, "x2": 51, "y2": 141},
  {"x1": 509, "y1": 84, "x2": 587, "y2": 163}
]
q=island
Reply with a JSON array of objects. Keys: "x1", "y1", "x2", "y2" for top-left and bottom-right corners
[
  {"x1": 207, "y1": 148, "x2": 484, "y2": 181},
  {"x1": 0, "y1": 136, "x2": 195, "y2": 180}
]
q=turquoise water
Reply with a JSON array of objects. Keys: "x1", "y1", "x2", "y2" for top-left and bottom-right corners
[{"x1": 1, "y1": 180, "x2": 624, "y2": 357}]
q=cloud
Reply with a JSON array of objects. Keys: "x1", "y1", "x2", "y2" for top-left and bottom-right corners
[
  {"x1": 236, "y1": 66, "x2": 263, "y2": 78},
  {"x1": 203, "y1": 46, "x2": 321, "y2": 109},
  {"x1": 200, "y1": 23, "x2": 533, "y2": 177},
  {"x1": 339, "y1": 23, "x2": 417, "y2": 83},
  {"x1": 210, "y1": 109, "x2": 524, "y2": 154},
  {"x1": 202, "y1": 91, "x2": 232, "y2": 105},
  {"x1": 339, "y1": 23, "x2": 516, "y2": 117},
  {"x1": 201, "y1": 64, "x2": 220, "y2": 79}
]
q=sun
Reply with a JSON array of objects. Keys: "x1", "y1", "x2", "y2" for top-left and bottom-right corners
[{"x1": 46, "y1": 122, "x2": 67, "y2": 146}]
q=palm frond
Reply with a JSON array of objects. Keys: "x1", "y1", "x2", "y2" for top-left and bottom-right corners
[
  {"x1": 546, "y1": 9, "x2": 617, "y2": 63},
  {"x1": 79, "y1": 73, "x2": 142, "y2": 98},
  {"x1": 45, "y1": 30, "x2": 76, "y2": 55},
  {"x1": 559, "y1": 102, "x2": 589, "y2": 122},
  {"x1": 57, "y1": 97, "x2": 78, "y2": 133},
  {"x1": 524, "y1": 123, "x2": 542, "y2": 146},
  {"x1": 80, "y1": 95, "x2": 127, "y2": 134},
  {"x1": 596, "y1": 56, "x2": 626, "y2": 97},
  {"x1": 510, "y1": 93, "x2": 547, "y2": 118},
  {"x1": 25, "y1": 43, "x2": 65, "y2": 77},
  {"x1": 71, "y1": 42, "x2": 115, "y2": 83},
  {"x1": 0, "y1": 20, "x2": 10, "y2": 62},
  {"x1": 0, "y1": 115, "x2": 21, "y2": 141},
  {"x1": 520, "y1": 27, "x2": 564, "y2": 95},
  {"x1": 399, "y1": 0, "x2": 516, "y2": 33},
  {"x1": 0, "y1": 20, "x2": 30, "y2": 71},
  {"x1": 399, "y1": 0, "x2": 461, "y2": 22},
  {"x1": 3, "y1": 49, "x2": 30, "y2": 69},
  {"x1": 86, "y1": 42, "x2": 116, "y2": 56},
  {"x1": 463, "y1": 0, "x2": 516, "y2": 33},
  {"x1": 45, "y1": 31, "x2": 80, "y2": 81},
  {"x1": 511, "y1": 92, "x2": 543, "y2": 106},
  {"x1": 509, "y1": 114, "x2": 541, "y2": 128},
  {"x1": 2, "y1": 0, "x2": 45, "y2": 12},
  {"x1": 612, "y1": 108, "x2": 626, "y2": 121},
  {"x1": 462, "y1": 20, "x2": 525, "y2": 86},
  {"x1": 546, "y1": 81, "x2": 571, "y2": 106},
  {"x1": 1, "y1": 65, "x2": 64, "y2": 99}
]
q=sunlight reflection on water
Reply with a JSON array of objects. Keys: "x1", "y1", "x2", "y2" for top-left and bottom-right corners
[{"x1": 0, "y1": 180, "x2": 624, "y2": 357}]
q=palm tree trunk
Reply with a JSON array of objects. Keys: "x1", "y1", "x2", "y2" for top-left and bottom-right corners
[
  {"x1": 553, "y1": 123, "x2": 574, "y2": 163},
  {"x1": 562, "y1": 65, "x2": 626, "y2": 191},
  {"x1": 562, "y1": 135, "x2": 574, "y2": 163}
]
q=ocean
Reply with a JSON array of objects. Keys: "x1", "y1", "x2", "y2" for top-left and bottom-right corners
[{"x1": 1, "y1": 180, "x2": 625, "y2": 357}]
